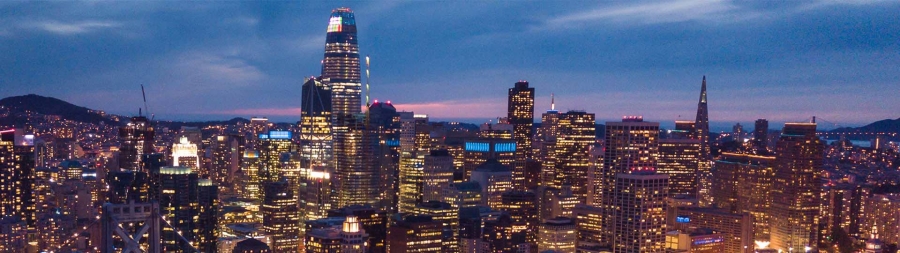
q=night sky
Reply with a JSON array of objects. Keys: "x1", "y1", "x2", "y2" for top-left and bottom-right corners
[{"x1": 1, "y1": 1, "x2": 898, "y2": 128}]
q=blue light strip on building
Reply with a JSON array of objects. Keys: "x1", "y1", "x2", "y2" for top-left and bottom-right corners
[{"x1": 465, "y1": 142, "x2": 490, "y2": 152}]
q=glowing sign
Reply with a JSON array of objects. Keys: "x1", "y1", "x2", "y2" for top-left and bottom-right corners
[
  {"x1": 258, "y1": 134, "x2": 268, "y2": 139},
  {"x1": 385, "y1": 139, "x2": 400, "y2": 147},
  {"x1": 268, "y1": 131, "x2": 292, "y2": 139},
  {"x1": 494, "y1": 142, "x2": 516, "y2": 152},
  {"x1": 465, "y1": 142, "x2": 490, "y2": 152},
  {"x1": 693, "y1": 237, "x2": 724, "y2": 245},
  {"x1": 676, "y1": 216, "x2": 690, "y2": 223},
  {"x1": 327, "y1": 16, "x2": 342, "y2": 32}
]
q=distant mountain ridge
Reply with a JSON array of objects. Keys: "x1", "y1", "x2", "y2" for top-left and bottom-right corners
[
  {"x1": 0, "y1": 94, "x2": 117, "y2": 125},
  {"x1": 832, "y1": 118, "x2": 900, "y2": 133}
]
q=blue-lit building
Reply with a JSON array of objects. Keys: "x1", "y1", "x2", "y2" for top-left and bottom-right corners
[
  {"x1": 257, "y1": 130, "x2": 295, "y2": 183},
  {"x1": 462, "y1": 138, "x2": 516, "y2": 181}
]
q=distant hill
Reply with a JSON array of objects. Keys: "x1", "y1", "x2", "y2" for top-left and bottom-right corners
[
  {"x1": 0, "y1": 94, "x2": 117, "y2": 125},
  {"x1": 831, "y1": 118, "x2": 900, "y2": 133}
]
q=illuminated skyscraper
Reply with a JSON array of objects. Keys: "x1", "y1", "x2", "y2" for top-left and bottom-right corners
[
  {"x1": 611, "y1": 171, "x2": 669, "y2": 253},
  {"x1": 550, "y1": 110, "x2": 595, "y2": 201},
  {"x1": 712, "y1": 152, "x2": 775, "y2": 242},
  {"x1": 769, "y1": 123, "x2": 823, "y2": 252},
  {"x1": 507, "y1": 81, "x2": 534, "y2": 191},
  {"x1": 300, "y1": 76, "x2": 333, "y2": 175},
  {"x1": 0, "y1": 129, "x2": 36, "y2": 229},
  {"x1": 327, "y1": 205, "x2": 388, "y2": 253},
  {"x1": 598, "y1": 117, "x2": 659, "y2": 244},
  {"x1": 462, "y1": 138, "x2": 516, "y2": 182},
  {"x1": 241, "y1": 149, "x2": 261, "y2": 200},
  {"x1": 538, "y1": 217, "x2": 577, "y2": 252},
  {"x1": 471, "y1": 159, "x2": 513, "y2": 210},
  {"x1": 118, "y1": 116, "x2": 154, "y2": 171},
  {"x1": 422, "y1": 150, "x2": 454, "y2": 203},
  {"x1": 322, "y1": 7, "x2": 362, "y2": 119},
  {"x1": 211, "y1": 134, "x2": 244, "y2": 196},
  {"x1": 538, "y1": 105, "x2": 560, "y2": 187},
  {"x1": 197, "y1": 179, "x2": 218, "y2": 253},
  {"x1": 261, "y1": 179, "x2": 300, "y2": 252},
  {"x1": 693, "y1": 76, "x2": 712, "y2": 205},
  {"x1": 657, "y1": 138, "x2": 701, "y2": 197},
  {"x1": 258, "y1": 130, "x2": 295, "y2": 183},
  {"x1": 411, "y1": 201, "x2": 459, "y2": 253},
  {"x1": 399, "y1": 113, "x2": 431, "y2": 212},
  {"x1": 157, "y1": 167, "x2": 200, "y2": 252},
  {"x1": 172, "y1": 136, "x2": 200, "y2": 174}
]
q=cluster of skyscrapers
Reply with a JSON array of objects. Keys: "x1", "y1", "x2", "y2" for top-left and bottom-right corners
[{"x1": 2, "y1": 6, "x2": 900, "y2": 253}]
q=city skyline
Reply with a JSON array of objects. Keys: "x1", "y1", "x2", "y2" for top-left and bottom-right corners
[{"x1": 1, "y1": 1, "x2": 898, "y2": 125}]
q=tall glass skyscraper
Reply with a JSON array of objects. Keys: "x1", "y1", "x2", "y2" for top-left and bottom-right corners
[{"x1": 323, "y1": 7, "x2": 362, "y2": 121}]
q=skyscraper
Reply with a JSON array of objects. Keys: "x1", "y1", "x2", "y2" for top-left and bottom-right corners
[
  {"x1": 599, "y1": 117, "x2": 660, "y2": 245},
  {"x1": 257, "y1": 130, "x2": 294, "y2": 183},
  {"x1": 507, "y1": 81, "x2": 534, "y2": 191},
  {"x1": 551, "y1": 110, "x2": 595, "y2": 201},
  {"x1": 157, "y1": 167, "x2": 200, "y2": 252},
  {"x1": 171, "y1": 136, "x2": 200, "y2": 174},
  {"x1": 422, "y1": 150, "x2": 454, "y2": 203},
  {"x1": 118, "y1": 116, "x2": 154, "y2": 171},
  {"x1": 387, "y1": 215, "x2": 443, "y2": 253},
  {"x1": 0, "y1": 129, "x2": 36, "y2": 229},
  {"x1": 753, "y1": 119, "x2": 769, "y2": 154},
  {"x1": 322, "y1": 7, "x2": 362, "y2": 120},
  {"x1": 611, "y1": 171, "x2": 669, "y2": 253},
  {"x1": 657, "y1": 138, "x2": 701, "y2": 197},
  {"x1": 712, "y1": 152, "x2": 775, "y2": 242},
  {"x1": 693, "y1": 76, "x2": 712, "y2": 205},
  {"x1": 769, "y1": 123, "x2": 824, "y2": 252},
  {"x1": 261, "y1": 179, "x2": 300, "y2": 252},
  {"x1": 300, "y1": 76, "x2": 333, "y2": 174}
]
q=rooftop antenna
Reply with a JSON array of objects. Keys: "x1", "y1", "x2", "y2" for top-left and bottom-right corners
[
  {"x1": 551, "y1": 93, "x2": 555, "y2": 111},
  {"x1": 365, "y1": 55, "x2": 371, "y2": 125}
]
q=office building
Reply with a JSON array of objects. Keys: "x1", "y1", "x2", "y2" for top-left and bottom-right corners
[
  {"x1": 241, "y1": 149, "x2": 262, "y2": 200},
  {"x1": 470, "y1": 159, "x2": 513, "y2": 209},
  {"x1": 575, "y1": 204, "x2": 605, "y2": 252},
  {"x1": 507, "y1": 81, "x2": 534, "y2": 190},
  {"x1": 387, "y1": 215, "x2": 443, "y2": 253},
  {"x1": 769, "y1": 123, "x2": 823, "y2": 252},
  {"x1": 411, "y1": 201, "x2": 458, "y2": 253},
  {"x1": 657, "y1": 138, "x2": 701, "y2": 197},
  {"x1": 665, "y1": 229, "x2": 726, "y2": 253},
  {"x1": 423, "y1": 149, "x2": 454, "y2": 202},
  {"x1": 211, "y1": 134, "x2": 244, "y2": 194},
  {"x1": 172, "y1": 136, "x2": 200, "y2": 174},
  {"x1": 232, "y1": 238, "x2": 271, "y2": 253},
  {"x1": 611, "y1": 171, "x2": 669, "y2": 253},
  {"x1": 548, "y1": 111, "x2": 596, "y2": 201},
  {"x1": 672, "y1": 207, "x2": 752, "y2": 253},
  {"x1": 712, "y1": 152, "x2": 775, "y2": 242},
  {"x1": 538, "y1": 217, "x2": 577, "y2": 252},
  {"x1": 462, "y1": 138, "x2": 516, "y2": 182},
  {"x1": 0, "y1": 129, "x2": 36, "y2": 228},
  {"x1": 442, "y1": 182, "x2": 483, "y2": 211},
  {"x1": 257, "y1": 130, "x2": 294, "y2": 183},
  {"x1": 261, "y1": 180, "x2": 300, "y2": 252},
  {"x1": 753, "y1": 119, "x2": 769, "y2": 154},
  {"x1": 118, "y1": 116, "x2": 154, "y2": 171},
  {"x1": 157, "y1": 166, "x2": 200, "y2": 252},
  {"x1": 327, "y1": 204, "x2": 387, "y2": 253}
]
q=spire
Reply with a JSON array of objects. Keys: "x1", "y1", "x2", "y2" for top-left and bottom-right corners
[
  {"x1": 700, "y1": 75, "x2": 707, "y2": 104},
  {"x1": 551, "y1": 93, "x2": 555, "y2": 111}
]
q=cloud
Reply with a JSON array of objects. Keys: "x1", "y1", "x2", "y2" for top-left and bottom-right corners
[
  {"x1": 393, "y1": 99, "x2": 506, "y2": 119},
  {"x1": 539, "y1": 0, "x2": 749, "y2": 30},
  {"x1": 171, "y1": 52, "x2": 265, "y2": 88},
  {"x1": 27, "y1": 20, "x2": 123, "y2": 35}
]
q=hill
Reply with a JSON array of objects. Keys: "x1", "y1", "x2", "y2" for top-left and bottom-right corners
[
  {"x1": 0, "y1": 94, "x2": 117, "y2": 125},
  {"x1": 831, "y1": 118, "x2": 900, "y2": 134}
]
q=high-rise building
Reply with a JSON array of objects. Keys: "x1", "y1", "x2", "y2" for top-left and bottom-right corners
[
  {"x1": 106, "y1": 170, "x2": 150, "y2": 204},
  {"x1": 241, "y1": 149, "x2": 262, "y2": 200},
  {"x1": 693, "y1": 77, "x2": 712, "y2": 205},
  {"x1": 302, "y1": 169, "x2": 332, "y2": 222},
  {"x1": 442, "y1": 182, "x2": 483, "y2": 211},
  {"x1": 462, "y1": 138, "x2": 516, "y2": 182},
  {"x1": 257, "y1": 130, "x2": 294, "y2": 183},
  {"x1": 157, "y1": 166, "x2": 200, "y2": 252},
  {"x1": 172, "y1": 136, "x2": 200, "y2": 174},
  {"x1": 574, "y1": 204, "x2": 606, "y2": 252},
  {"x1": 422, "y1": 150, "x2": 454, "y2": 203},
  {"x1": 672, "y1": 207, "x2": 753, "y2": 253},
  {"x1": 599, "y1": 117, "x2": 659, "y2": 244},
  {"x1": 507, "y1": 81, "x2": 534, "y2": 191},
  {"x1": 387, "y1": 215, "x2": 443, "y2": 253},
  {"x1": 611, "y1": 171, "x2": 669, "y2": 253},
  {"x1": 211, "y1": 134, "x2": 244, "y2": 196},
  {"x1": 548, "y1": 111, "x2": 596, "y2": 201},
  {"x1": 327, "y1": 204, "x2": 388, "y2": 253},
  {"x1": 538, "y1": 217, "x2": 577, "y2": 252},
  {"x1": 118, "y1": 116, "x2": 154, "y2": 171},
  {"x1": 769, "y1": 123, "x2": 824, "y2": 252},
  {"x1": 368, "y1": 100, "x2": 402, "y2": 214},
  {"x1": 657, "y1": 138, "x2": 701, "y2": 197},
  {"x1": 411, "y1": 201, "x2": 459, "y2": 253},
  {"x1": 712, "y1": 152, "x2": 775, "y2": 242},
  {"x1": 753, "y1": 119, "x2": 769, "y2": 154},
  {"x1": 665, "y1": 228, "x2": 726, "y2": 253},
  {"x1": 322, "y1": 7, "x2": 362, "y2": 120},
  {"x1": 261, "y1": 180, "x2": 300, "y2": 252},
  {"x1": 0, "y1": 215, "x2": 28, "y2": 253},
  {"x1": 398, "y1": 113, "x2": 430, "y2": 212},
  {"x1": 197, "y1": 179, "x2": 219, "y2": 253},
  {"x1": 498, "y1": 190, "x2": 539, "y2": 245},
  {"x1": 470, "y1": 159, "x2": 513, "y2": 209},
  {"x1": 538, "y1": 104, "x2": 561, "y2": 187},
  {"x1": 0, "y1": 129, "x2": 36, "y2": 228},
  {"x1": 300, "y1": 75, "x2": 333, "y2": 175}
]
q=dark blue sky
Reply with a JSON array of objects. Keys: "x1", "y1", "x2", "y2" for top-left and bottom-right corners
[{"x1": 1, "y1": 1, "x2": 898, "y2": 127}]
